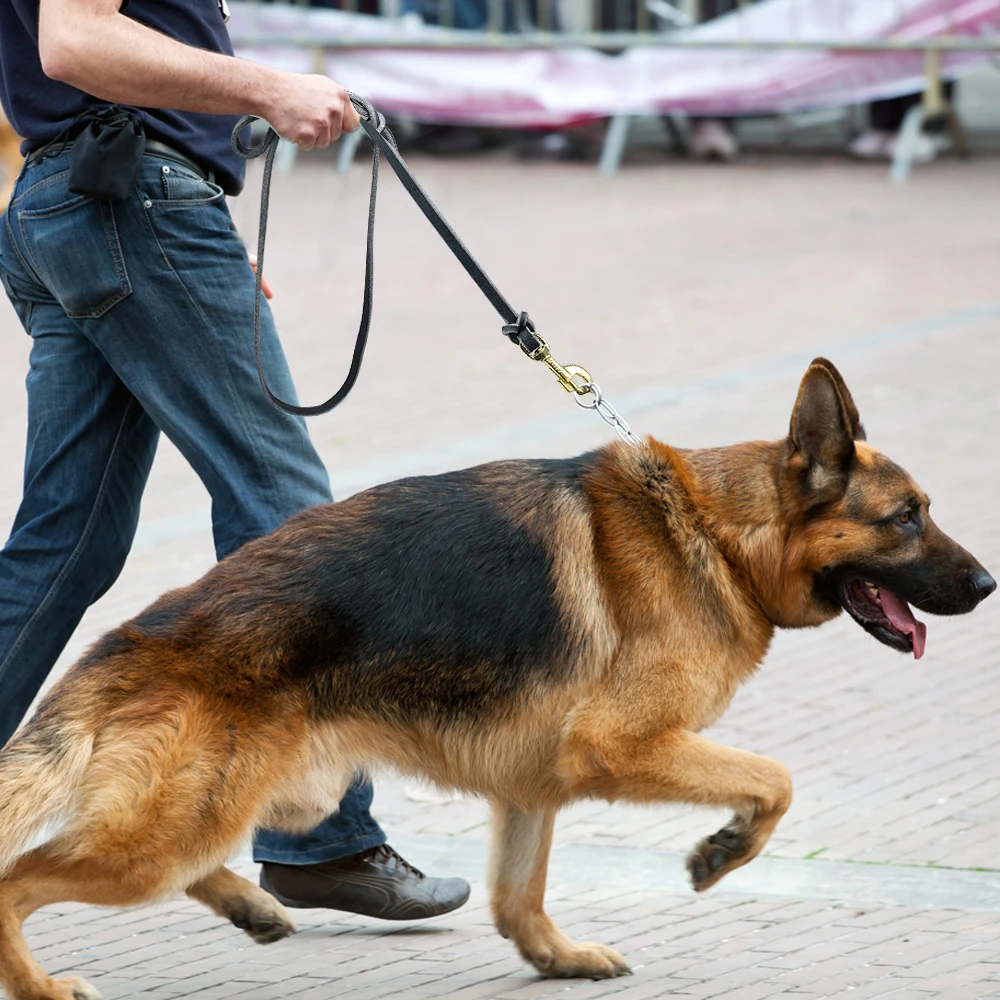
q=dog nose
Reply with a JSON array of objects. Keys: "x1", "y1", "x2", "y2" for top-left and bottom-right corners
[{"x1": 969, "y1": 569, "x2": 997, "y2": 603}]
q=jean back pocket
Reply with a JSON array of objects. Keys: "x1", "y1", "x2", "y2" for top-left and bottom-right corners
[{"x1": 18, "y1": 194, "x2": 132, "y2": 320}]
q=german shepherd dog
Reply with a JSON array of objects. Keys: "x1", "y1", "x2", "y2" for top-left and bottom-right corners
[{"x1": 0, "y1": 359, "x2": 994, "y2": 1000}]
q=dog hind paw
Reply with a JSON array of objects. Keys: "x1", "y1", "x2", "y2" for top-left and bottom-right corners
[{"x1": 229, "y1": 901, "x2": 296, "y2": 944}]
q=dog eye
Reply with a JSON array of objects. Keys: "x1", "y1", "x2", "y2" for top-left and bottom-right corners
[{"x1": 897, "y1": 511, "x2": 913, "y2": 525}]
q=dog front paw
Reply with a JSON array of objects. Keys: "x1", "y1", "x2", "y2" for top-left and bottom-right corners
[
  {"x1": 528, "y1": 940, "x2": 632, "y2": 979},
  {"x1": 687, "y1": 825, "x2": 749, "y2": 891},
  {"x1": 46, "y1": 977, "x2": 103, "y2": 1000}
]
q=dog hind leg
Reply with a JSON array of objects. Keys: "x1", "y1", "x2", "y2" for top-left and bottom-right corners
[
  {"x1": 0, "y1": 842, "x2": 187, "y2": 1000},
  {"x1": 0, "y1": 781, "x2": 259, "y2": 999},
  {"x1": 0, "y1": 892, "x2": 100, "y2": 1000},
  {"x1": 186, "y1": 866, "x2": 295, "y2": 944},
  {"x1": 488, "y1": 801, "x2": 630, "y2": 979}
]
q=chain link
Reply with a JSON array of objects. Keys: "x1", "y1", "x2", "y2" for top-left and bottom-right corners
[{"x1": 574, "y1": 383, "x2": 643, "y2": 446}]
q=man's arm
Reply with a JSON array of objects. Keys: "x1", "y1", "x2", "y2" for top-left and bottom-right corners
[{"x1": 38, "y1": 0, "x2": 359, "y2": 148}]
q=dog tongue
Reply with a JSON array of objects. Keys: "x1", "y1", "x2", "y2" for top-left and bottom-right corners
[{"x1": 880, "y1": 588, "x2": 927, "y2": 659}]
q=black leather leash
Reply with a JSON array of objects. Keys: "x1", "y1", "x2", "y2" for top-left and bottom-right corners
[{"x1": 233, "y1": 93, "x2": 591, "y2": 417}]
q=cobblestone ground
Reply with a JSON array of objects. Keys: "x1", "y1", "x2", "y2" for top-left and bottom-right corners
[{"x1": 2, "y1": 152, "x2": 999, "y2": 998}]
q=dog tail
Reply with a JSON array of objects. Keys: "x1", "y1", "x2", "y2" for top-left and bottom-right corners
[{"x1": 0, "y1": 716, "x2": 93, "y2": 877}]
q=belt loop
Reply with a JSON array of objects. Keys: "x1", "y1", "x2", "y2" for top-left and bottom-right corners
[{"x1": 142, "y1": 140, "x2": 205, "y2": 178}]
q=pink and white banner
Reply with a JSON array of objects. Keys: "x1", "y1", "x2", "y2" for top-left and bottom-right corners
[{"x1": 231, "y1": 0, "x2": 1000, "y2": 126}]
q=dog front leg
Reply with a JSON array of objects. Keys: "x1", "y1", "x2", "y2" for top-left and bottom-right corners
[
  {"x1": 186, "y1": 866, "x2": 295, "y2": 944},
  {"x1": 487, "y1": 801, "x2": 630, "y2": 979},
  {"x1": 563, "y1": 728, "x2": 793, "y2": 892}
]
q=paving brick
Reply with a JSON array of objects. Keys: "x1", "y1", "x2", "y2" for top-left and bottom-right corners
[{"x1": 912, "y1": 966, "x2": 1000, "y2": 992}]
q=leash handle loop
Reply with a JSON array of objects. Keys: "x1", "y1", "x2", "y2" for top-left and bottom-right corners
[
  {"x1": 232, "y1": 98, "x2": 387, "y2": 417},
  {"x1": 232, "y1": 94, "x2": 590, "y2": 416}
]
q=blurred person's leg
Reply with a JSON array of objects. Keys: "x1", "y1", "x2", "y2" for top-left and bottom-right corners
[
  {"x1": 869, "y1": 94, "x2": 919, "y2": 133},
  {"x1": 850, "y1": 93, "x2": 919, "y2": 158},
  {"x1": 406, "y1": 0, "x2": 541, "y2": 31},
  {"x1": 850, "y1": 83, "x2": 955, "y2": 161},
  {"x1": 403, "y1": 0, "x2": 495, "y2": 29},
  {"x1": 687, "y1": 0, "x2": 748, "y2": 161},
  {"x1": 397, "y1": 0, "x2": 514, "y2": 153},
  {"x1": 691, "y1": 119, "x2": 739, "y2": 161},
  {"x1": 0, "y1": 149, "x2": 468, "y2": 917}
]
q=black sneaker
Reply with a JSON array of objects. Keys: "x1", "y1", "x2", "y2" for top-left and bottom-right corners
[{"x1": 259, "y1": 844, "x2": 470, "y2": 920}]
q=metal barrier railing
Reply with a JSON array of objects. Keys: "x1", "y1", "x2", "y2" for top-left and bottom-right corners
[
  {"x1": 229, "y1": 0, "x2": 1000, "y2": 180},
  {"x1": 230, "y1": 0, "x2": 1000, "y2": 49}
]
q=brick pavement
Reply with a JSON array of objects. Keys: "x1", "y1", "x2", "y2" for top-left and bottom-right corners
[
  {"x1": 2, "y1": 154, "x2": 1000, "y2": 997},
  {"x1": 20, "y1": 854, "x2": 1000, "y2": 1000}
]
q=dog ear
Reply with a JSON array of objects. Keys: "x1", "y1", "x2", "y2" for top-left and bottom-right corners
[
  {"x1": 807, "y1": 357, "x2": 865, "y2": 441},
  {"x1": 786, "y1": 358, "x2": 858, "y2": 501}
]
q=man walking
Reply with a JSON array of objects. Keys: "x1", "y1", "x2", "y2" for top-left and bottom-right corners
[{"x1": 0, "y1": 0, "x2": 469, "y2": 919}]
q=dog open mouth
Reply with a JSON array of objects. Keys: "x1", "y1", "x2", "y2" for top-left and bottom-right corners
[{"x1": 840, "y1": 578, "x2": 927, "y2": 659}]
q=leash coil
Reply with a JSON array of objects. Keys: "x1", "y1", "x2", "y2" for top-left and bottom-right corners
[
  {"x1": 232, "y1": 95, "x2": 636, "y2": 445},
  {"x1": 233, "y1": 95, "x2": 389, "y2": 416}
]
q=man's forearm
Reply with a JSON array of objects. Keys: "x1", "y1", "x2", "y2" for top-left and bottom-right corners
[
  {"x1": 38, "y1": 0, "x2": 359, "y2": 148},
  {"x1": 40, "y1": 6, "x2": 283, "y2": 122}
]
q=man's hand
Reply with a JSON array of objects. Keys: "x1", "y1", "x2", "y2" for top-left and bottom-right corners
[
  {"x1": 264, "y1": 76, "x2": 361, "y2": 150},
  {"x1": 248, "y1": 256, "x2": 273, "y2": 300}
]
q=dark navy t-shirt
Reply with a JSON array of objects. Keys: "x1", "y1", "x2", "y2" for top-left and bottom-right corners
[{"x1": 0, "y1": 0, "x2": 246, "y2": 194}]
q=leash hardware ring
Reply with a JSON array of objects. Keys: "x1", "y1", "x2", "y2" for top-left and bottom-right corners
[
  {"x1": 575, "y1": 381, "x2": 643, "y2": 446},
  {"x1": 523, "y1": 335, "x2": 592, "y2": 395}
]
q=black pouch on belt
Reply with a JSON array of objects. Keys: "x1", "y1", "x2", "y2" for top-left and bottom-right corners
[{"x1": 68, "y1": 105, "x2": 147, "y2": 201}]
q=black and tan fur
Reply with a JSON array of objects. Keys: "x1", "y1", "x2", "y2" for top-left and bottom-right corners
[{"x1": 0, "y1": 359, "x2": 994, "y2": 1000}]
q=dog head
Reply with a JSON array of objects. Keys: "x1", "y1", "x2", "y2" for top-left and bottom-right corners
[{"x1": 776, "y1": 358, "x2": 994, "y2": 657}]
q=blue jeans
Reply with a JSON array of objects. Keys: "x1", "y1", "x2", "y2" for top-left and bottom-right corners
[{"x1": 0, "y1": 147, "x2": 385, "y2": 865}]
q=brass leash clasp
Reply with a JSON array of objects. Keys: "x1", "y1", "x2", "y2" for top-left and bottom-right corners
[
  {"x1": 504, "y1": 314, "x2": 640, "y2": 444},
  {"x1": 522, "y1": 334, "x2": 592, "y2": 395}
]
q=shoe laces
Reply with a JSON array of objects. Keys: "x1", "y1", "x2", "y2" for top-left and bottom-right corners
[{"x1": 365, "y1": 844, "x2": 425, "y2": 878}]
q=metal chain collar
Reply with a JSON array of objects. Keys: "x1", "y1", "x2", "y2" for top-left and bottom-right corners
[{"x1": 575, "y1": 383, "x2": 643, "y2": 446}]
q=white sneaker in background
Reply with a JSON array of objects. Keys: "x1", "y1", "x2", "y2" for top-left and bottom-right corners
[
  {"x1": 691, "y1": 119, "x2": 740, "y2": 162},
  {"x1": 405, "y1": 783, "x2": 465, "y2": 804},
  {"x1": 847, "y1": 129, "x2": 894, "y2": 159},
  {"x1": 884, "y1": 131, "x2": 940, "y2": 165},
  {"x1": 929, "y1": 131, "x2": 954, "y2": 155}
]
